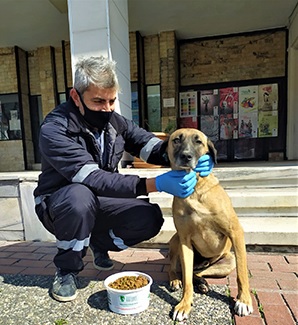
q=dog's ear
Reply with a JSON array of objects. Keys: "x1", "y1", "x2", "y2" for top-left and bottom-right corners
[
  {"x1": 207, "y1": 138, "x2": 217, "y2": 164},
  {"x1": 161, "y1": 137, "x2": 169, "y2": 153},
  {"x1": 160, "y1": 137, "x2": 170, "y2": 164}
]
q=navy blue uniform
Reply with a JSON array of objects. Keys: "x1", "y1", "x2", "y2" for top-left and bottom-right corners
[{"x1": 34, "y1": 98, "x2": 168, "y2": 272}]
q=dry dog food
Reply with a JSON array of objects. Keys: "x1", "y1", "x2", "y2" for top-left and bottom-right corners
[{"x1": 108, "y1": 275, "x2": 149, "y2": 290}]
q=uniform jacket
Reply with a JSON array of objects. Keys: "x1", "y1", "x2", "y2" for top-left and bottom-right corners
[{"x1": 34, "y1": 98, "x2": 169, "y2": 199}]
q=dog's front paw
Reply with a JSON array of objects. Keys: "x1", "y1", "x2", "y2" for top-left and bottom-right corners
[
  {"x1": 234, "y1": 300, "x2": 253, "y2": 316},
  {"x1": 172, "y1": 300, "x2": 192, "y2": 322},
  {"x1": 170, "y1": 279, "x2": 182, "y2": 291}
]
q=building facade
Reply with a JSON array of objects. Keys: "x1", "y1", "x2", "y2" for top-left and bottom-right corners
[{"x1": 0, "y1": 1, "x2": 297, "y2": 171}]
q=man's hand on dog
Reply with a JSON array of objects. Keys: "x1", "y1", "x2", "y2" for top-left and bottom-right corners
[
  {"x1": 156, "y1": 170, "x2": 197, "y2": 198},
  {"x1": 155, "y1": 154, "x2": 213, "y2": 198},
  {"x1": 194, "y1": 154, "x2": 214, "y2": 176}
]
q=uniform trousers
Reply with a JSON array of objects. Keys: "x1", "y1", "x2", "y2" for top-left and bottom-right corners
[{"x1": 35, "y1": 183, "x2": 164, "y2": 272}]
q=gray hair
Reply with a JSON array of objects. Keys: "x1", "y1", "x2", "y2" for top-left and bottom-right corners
[{"x1": 74, "y1": 56, "x2": 120, "y2": 94}]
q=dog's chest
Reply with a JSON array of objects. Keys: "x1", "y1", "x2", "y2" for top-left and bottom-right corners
[
  {"x1": 172, "y1": 197, "x2": 212, "y2": 230},
  {"x1": 173, "y1": 198, "x2": 227, "y2": 254}
]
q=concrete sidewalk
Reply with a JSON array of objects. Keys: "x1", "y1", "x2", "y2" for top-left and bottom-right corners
[{"x1": 0, "y1": 241, "x2": 297, "y2": 325}]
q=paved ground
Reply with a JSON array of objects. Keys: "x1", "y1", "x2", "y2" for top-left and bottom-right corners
[{"x1": 0, "y1": 241, "x2": 297, "y2": 325}]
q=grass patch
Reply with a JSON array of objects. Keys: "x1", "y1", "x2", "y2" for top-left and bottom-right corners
[
  {"x1": 54, "y1": 319, "x2": 68, "y2": 325},
  {"x1": 251, "y1": 288, "x2": 265, "y2": 319}
]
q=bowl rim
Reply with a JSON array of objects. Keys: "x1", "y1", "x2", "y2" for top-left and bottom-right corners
[{"x1": 104, "y1": 271, "x2": 153, "y2": 293}]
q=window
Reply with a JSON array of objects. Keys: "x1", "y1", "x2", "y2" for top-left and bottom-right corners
[
  {"x1": 146, "y1": 85, "x2": 161, "y2": 131},
  {"x1": 30, "y1": 95, "x2": 43, "y2": 163},
  {"x1": 0, "y1": 94, "x2": 21, "y2": 140},
  {"x1": 131, "y1": 82, "x2": 139, "y2": 125},
  {"x1": 58, "y1": 88, "x2": 71, "y2": 104},
  {"x1": 59, "y1": 93, "x2": 67, "y2": 104}
]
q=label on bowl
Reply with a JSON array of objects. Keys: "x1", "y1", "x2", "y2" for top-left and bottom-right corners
[
  {"x1": 107, "y1": 291, "x2": 150, "y2": 314},
  {"x1": 104, "y1": 271, "x2": 153, "y2": 315}
]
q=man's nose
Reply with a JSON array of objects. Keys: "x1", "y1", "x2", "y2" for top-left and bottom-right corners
[{"x1": 102, "y1": 101, "x2": 113, "y2": 111}]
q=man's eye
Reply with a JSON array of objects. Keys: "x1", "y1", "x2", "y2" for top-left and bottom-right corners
[
  {"x1": 95, "y1": 99, "x2": 116, "y2": 105},
  {"x1": 94, "y1": 99, "x2": 105, "y2": 104}
]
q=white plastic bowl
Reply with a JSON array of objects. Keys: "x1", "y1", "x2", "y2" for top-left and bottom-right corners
[{"x1": 104, "y1": 271, "x2": 153, "y2": 315}]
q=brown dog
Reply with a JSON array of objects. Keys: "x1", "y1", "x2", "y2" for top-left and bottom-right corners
[{"x1": 167, "y1": 128, "x2": 253, "y2": 322}]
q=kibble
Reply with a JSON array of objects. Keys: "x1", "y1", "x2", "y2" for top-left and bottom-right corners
[{"x1": 108, "y1": 275, "x2": 149, "y2": 290}]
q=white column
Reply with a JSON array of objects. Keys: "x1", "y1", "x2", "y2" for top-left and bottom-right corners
[{"x1": 67, "y1": 0, "x2": 131, "y2": 119}]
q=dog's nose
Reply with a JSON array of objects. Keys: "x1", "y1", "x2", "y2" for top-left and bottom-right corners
[{"x1": 180, "y1": 153, "x2": 192, "y2": 162}]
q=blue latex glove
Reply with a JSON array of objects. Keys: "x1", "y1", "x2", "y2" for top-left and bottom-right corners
[
  {"x1": 194, "y1": 154, "x2": 214, "y2": 177},
  {"x1": 155, "y1": 170, "x2": 197, "y2": 198}
]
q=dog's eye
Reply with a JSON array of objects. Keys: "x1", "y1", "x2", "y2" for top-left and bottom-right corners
[
  {"x1": 194, "y1": 136, "x2": 202, "y2": 144},
  {"x1": 173, "y1": 137, "x2": 180, "y2": 144}
]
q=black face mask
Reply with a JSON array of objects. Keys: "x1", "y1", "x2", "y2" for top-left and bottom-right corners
[{"x1": 76, "y1": 90, "x2": 114, "y2": 130}]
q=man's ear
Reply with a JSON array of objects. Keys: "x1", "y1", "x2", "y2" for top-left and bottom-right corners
[
  {"x1": 70, "y1": 88, "x2": 85, "y2": 115},
  {"x1": 207, "y1": 138, "x2": 217, "y2": 164},
  {"x1": 70, "y1": 88, "x2": 80, "y2": 106}
]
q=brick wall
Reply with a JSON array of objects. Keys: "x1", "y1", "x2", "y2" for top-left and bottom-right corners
[
  {"x1": 129, "y1": 29, "x2": 286, "y2": 133},
  {"x1": 28, "y1": 43, "x2": 72, "y2": 97},
  {"x1": 16, "y1": 47, "x2": 35, "y2": 169},
  {"x1": 63, "y1": 41, "x2": 73, "y2": 89},
  {"x1": 28, "y1": 49, "x2": 41, "y2": 95},
  {"x1": 0, "y1": 43, "x2": 74, "y2": 171},
  {"x1": 0, "y1": 29, "x2": 289, "y2": 170},
  {"x1": 130, "y1": 31, "x2": 179, "y2": 132},
  {"x1": 54, "y1": 42, "x2": 73, "y2": 94},
  {"x1": 37, "y1": 47, "x2": 58, "y2": 117},
  {"x1": 144, "y1": 35, "x2": 160, "y2": 85},
  {"x1": 159, "y1": 31, "x2": 178, "y2": 132},
  {"x1": 55, "y1": 47, "x2": 65, "y2": 93},
  {"x1": 179, "y1": 30, "x2": 286, "y2": 86},
  {"x1": 129, "y1": 32, "x2": 138, "y2": 82},
  {"x1": 0, "y1": 48, "x2": 18, "y2": 93},
  {"x1": 0, "y1": 48, "x2": 26, "y2": 170}
]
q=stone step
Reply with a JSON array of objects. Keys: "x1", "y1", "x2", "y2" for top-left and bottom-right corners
[
  {"x1": 143, "y1": 216, "x2": 298, "y2": 247},
  {"x1": 124, "y1": 163, "x2": 298, "y2": 190},
  {"x1": 233, "y1": 207, "x2": 298, "y2": 218},
  {"x1": 143, "y1": 176, "x2": 298, "y2": 247},
  {"x1": 227, "y1": 188, "x2": 298, "y2": 208},
  {"x1": 148, "y1": 188, "x2": 298, "y2": 209},
  {"x1": 159, "y1": 207, "x2": 298, "y2": 218},
  {"x1": 121, "y1": 163, "x2": 298, "y2": 191},
  {"x1": 0, "y1": 162, "x2": 297, "y2": 247}
]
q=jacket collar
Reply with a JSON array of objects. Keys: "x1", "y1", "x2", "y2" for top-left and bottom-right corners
[
  {"x1": 66, "y1": 97, "x2": 123, "y2": 137},
  {"x1": 67, "y1": 98, "x2": 91, "y2": 134}
]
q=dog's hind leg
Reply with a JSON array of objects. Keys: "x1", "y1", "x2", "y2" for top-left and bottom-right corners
[
  {"x1": 193, "y1": 275, "x2": 210, "y2": 294},
  {"x1": 193, "y1": 252, "x2": 235, "y2": 294},
  {"x1": 194, "y1": 252, "x2": 236, "y2": 278}
]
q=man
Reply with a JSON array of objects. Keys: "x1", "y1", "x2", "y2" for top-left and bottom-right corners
[{"x1": 34, "y1": 56, "x2": 213, "y2": 302}]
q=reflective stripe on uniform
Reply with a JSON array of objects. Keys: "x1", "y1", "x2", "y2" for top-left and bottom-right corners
[
  {"x1": 140, "y1": 137, "x2": 162, "y2": 162},
  {"x1": 109, "y1": 229, "x2": 128, "y2": 250},
  {"x1": 56, "y1": 236, "x2": 90, "y2": 252},
  {"x1": 72, "y1": 163, "x2": 99, "y2": 183},
  {"x1": 34, "y1": 196, "x2": 42, "y2": 205}
]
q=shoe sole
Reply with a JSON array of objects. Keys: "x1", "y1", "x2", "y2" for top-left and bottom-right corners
[
  {"x1": 89, "y1": 247, "x2": 115, "y2": 271},
  {"x1": 93, "y1": 262, "x2": 114, "y2": 271},
  {"x1": 51, "y1": 291, "x2": 78, "y2": 302}
]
